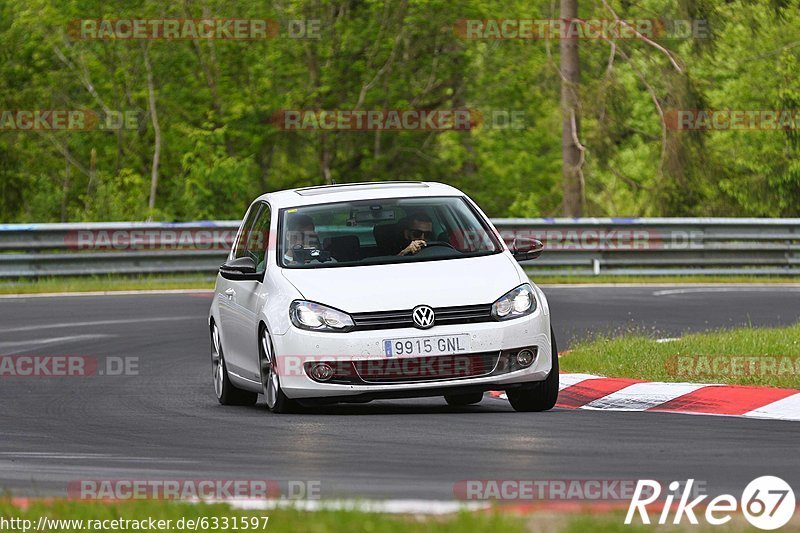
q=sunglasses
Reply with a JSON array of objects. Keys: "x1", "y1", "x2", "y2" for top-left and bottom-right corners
[{"x1": 408, "y1": 229, "x2": 433, "y2": 239}]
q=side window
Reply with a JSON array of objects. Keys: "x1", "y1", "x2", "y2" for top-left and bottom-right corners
[
  {"x1": 232, "y1": 204, "x2": 261, "y2": 259},
  {"x1": 248, "y1": 203, "x2": 271, "y2": 273}
]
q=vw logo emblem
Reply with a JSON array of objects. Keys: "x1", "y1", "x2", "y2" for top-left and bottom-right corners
[{"x1": 412, "y1": 305, "x2": 435, "y2": 329}]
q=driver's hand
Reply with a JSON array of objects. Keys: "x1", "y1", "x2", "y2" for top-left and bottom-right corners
[{"x1": 399, "y1": 240, "x2": 427, "y2": 256}]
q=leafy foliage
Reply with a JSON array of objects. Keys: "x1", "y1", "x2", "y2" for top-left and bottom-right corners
[{"x1": 0, "y1": 0, "x2": 797, "y2": 221}]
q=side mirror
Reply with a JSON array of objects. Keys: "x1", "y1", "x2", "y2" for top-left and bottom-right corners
[
  {"x1": 219, "y1": 256, "x2": 261, "y2": 281},
  {"x1": 510, "y1": 237, "x2": 544, "y2": 262}
]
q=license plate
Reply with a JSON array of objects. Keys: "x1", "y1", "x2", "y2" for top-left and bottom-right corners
[{"x1": 383, "y1": 334, "x2": 471, "y2": 357}]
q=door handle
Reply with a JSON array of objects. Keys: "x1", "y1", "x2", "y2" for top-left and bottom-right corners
[{"x1": 224, "y1": 288, "x2": 236, "y2": 300}]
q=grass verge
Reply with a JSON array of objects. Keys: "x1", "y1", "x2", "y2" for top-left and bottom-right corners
[
  {"x1": 0, "y1": 499, "x2": 525, "y2": 533},
  {"x1": 0, "y1": 273, "x2": 797, "y2": 295},
  {"x1": 0, "y1": 275, "x2": 214, "y2": 295},
  {"x1": 527, "y1": 273, "x2": 800, "y2": 285},
  {"x1": 560, "y1": 323, "x2": 800, "y2": 388},
  {"x1": 0, "y1": 500, "x2": 785, "y2": 532}
]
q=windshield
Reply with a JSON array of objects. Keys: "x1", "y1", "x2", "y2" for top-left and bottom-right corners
[{"x1": 278, "y1": 196, "x2": 501, "y2": 268}]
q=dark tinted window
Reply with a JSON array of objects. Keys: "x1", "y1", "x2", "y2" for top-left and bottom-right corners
[{"x1": 279, "y1": 196, "x2": 499, "y2": 268}]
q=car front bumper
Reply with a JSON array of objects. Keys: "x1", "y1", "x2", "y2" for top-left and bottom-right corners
[{"x1": 271, "y1": 307, "x2": 552, "y2": 400}]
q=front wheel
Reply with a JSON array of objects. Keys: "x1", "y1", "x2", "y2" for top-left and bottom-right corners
[
  {"x1": 260, "y1": 329, "x2": 301, "y2": 414},
  {"x1": 211, "y1": 321, "x2": 258, "y2": 406},
  {"x1": 507, "y1": 326, "x2": 559, "y2": 412}
]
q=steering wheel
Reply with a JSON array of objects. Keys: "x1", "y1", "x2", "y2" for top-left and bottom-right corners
[
  {"x1": 413, "y1": 240, "x2": 457, "y2": 256},
  {"x1": 424, "y1": 240, "x2": 456, "y2": 250}
]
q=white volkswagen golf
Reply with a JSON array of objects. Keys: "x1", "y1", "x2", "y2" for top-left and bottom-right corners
[{"x1": 209, "y1": 181, "x2": 558, "y2": 413}]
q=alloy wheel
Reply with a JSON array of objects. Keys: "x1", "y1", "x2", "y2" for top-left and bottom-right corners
[
  {"x1": 211, "y1": 323, "x2": 223, "y2": 399},
  {"x1": 261, "y1": 331, "x2": 280, "y2": 409}
]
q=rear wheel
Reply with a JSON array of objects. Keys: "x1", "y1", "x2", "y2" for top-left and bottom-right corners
[
  {"x1": 507, "y1": 326, "x2": 559, "y2": 412},
  {"x1": 211, "y1": 321, "x2": 258, "y2": 406},
  {"x1": 259, "y1": 328, "x2": 301, "y2": 414},
  {"x1": 444, "y1": 392, "x2": 484, "y2": 406}
]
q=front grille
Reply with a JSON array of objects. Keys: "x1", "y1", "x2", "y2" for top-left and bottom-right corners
[
  {"x1": 353, "y1": 352, "x2": 499, "y2": 383},
  {"x1": 303, "y1": 347, "x2": 537, "y2": 386},
  {"x1": 351, "y1": 304, "x2": 493, "y2": 330}
]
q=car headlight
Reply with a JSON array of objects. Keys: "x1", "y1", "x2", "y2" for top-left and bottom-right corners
[
  {"x1": 290, "y1": 300, "x2": 354, "y2": 332},
  {"x1": 492, "y1": 284, "x2": 536, "y2": 320}
]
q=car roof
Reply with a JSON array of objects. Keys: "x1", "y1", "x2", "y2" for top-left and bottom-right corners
[{"x1": 254, "y1": 181, "x2": 465, "y2": 209}]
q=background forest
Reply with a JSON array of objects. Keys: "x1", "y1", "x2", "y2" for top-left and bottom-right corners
[{"x1": 0, "y1": 0, "x2": 798, "y2": 222}]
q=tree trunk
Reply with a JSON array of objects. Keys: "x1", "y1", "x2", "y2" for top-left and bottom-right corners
[
  {"x1": 320, "y1": 133, "x2": 333, "y2": 185},
  {"x1": 143, "y1": 45, "x2": 161, "y2": 213},
  {"x1": 60, "y1": 150, "x2": 70, "y2": 222},
  {"x1": 560, "y1": 0, "x2": 584, "y2": 216}
]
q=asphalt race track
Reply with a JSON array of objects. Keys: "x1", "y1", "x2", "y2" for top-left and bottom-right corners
[{"x1": 1, "y1": 285, "x2": 799, "y2": 501}]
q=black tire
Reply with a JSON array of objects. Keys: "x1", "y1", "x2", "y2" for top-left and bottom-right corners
[
  {"x1": 211, "y1": 322, "x2": 258, "y2": 406},
  {"x1": 444, "y1": 392, "x2": 484, "y2": 406},
  {"x1": 259, "y1": 328, "x2": 301, "y2": 414},
  {"x1": 507, "y1": 326, "x2": 559, "y2": 412}
]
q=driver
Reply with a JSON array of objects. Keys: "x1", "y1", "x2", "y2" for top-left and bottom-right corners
[
  {"x1": 398, "y1": 212, "x2": 434, "y2": 256},
  {"x1": 284, "y1": 214, "x2": 322, "y2": 264}
]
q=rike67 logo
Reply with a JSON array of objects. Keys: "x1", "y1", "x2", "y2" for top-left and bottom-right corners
[{"x1": 626, "y1": 477, "x2": 795, "y2": 530}]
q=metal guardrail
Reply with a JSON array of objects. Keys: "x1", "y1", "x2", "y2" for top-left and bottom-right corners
[{"x1": 0, "y1": 218, "x2": 798, "y2": 278}]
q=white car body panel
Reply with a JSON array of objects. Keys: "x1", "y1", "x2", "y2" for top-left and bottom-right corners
[{"x1": 280, "y1": 252, "x2": 525, "y2": 313}]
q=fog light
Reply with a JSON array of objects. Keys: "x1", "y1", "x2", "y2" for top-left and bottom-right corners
[
  {"x1": 309, "y1": 362, "x2": 334, "y2": 382},
  {"x1": 516, "y1": 349, "x2": 536, "y2": 368}
]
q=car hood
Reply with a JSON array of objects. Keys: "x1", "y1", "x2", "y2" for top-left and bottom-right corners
[{"x1": 280, "y1": 253, "x2": 524, "y2": 313}]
